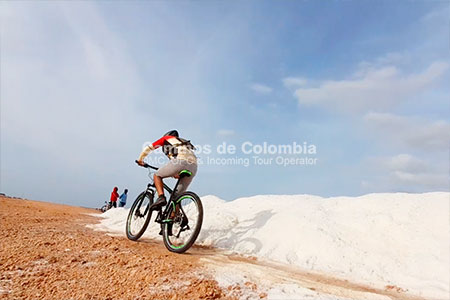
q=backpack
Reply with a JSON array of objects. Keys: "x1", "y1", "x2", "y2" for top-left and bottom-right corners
[{"x1": 162, "y1": 137, "x2": 195, "y2": 158}]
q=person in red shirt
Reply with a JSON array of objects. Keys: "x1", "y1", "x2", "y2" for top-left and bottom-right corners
[{"x1": 110, "y1": 187, "x2": 119, "y2": 208}]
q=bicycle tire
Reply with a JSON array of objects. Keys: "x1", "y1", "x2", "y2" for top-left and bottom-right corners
[
  {"x1": 126, "y1": 191, "x2": 154, "y2": 241},
  {"x1": 162, "y1": 191, "x2": 203, "y2": 253}
]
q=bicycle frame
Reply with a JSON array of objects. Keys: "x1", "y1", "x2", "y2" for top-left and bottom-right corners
[
  {"x1": 144, "y1": 174, "x2": 185, "y2": 223},
  {"x1": 136, "y1": 160, "x2": 190, "y2": 222}
]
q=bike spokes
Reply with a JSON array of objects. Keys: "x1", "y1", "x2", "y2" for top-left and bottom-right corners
[
  {"x1": 163, "y1": 192, "x2": 203, "y2": 253},
  {"x1": 126, "y1": 192, "x2": 154, "y2": 240}
]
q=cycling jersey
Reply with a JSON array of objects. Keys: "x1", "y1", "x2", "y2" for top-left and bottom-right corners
[{"x1": 138, "y1": 135, "x2": 197, "y2": 163}]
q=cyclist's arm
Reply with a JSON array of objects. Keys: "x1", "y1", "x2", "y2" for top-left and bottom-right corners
[
  {"x1": 137, "y1": 145, "x2": 154, "y2": 163},
  {"x1": 137, "y1": 136, "x2": 170, "y2": 163}
]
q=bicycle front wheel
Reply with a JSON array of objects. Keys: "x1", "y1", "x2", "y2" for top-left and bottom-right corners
[
  {"x1": 126, "y1": 191, "x2": 154, "y2": 241},
  {"x1": 162, "y1": 192, "x2": 203, "y2": 253}
]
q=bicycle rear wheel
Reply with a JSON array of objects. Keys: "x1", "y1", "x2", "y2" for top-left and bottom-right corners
[
  {"x1": 162, "y1": 192, "x2": 203, "y2": 253},
  {"x1": 126, "y1": 191, "x2": 154, "y2": 241}
]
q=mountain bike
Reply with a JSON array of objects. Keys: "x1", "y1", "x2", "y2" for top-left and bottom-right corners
[
  {"x1": 126, "y1": 161, "x2": 203, "y2": 253},
  {"x1": 100, "y1": 201, "x2": 112, "y2": 212}
]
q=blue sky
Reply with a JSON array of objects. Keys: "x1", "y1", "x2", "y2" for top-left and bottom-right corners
[{"x1": 1, "y1": 1, "x2": 449, "y2": 206}]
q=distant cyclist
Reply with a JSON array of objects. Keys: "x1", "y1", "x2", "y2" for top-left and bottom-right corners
[{"x1": 137, "y1": 130, "x2": 197, "y2": 210}]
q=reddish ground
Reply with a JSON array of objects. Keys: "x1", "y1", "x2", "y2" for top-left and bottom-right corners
[{"x1": 0, "y1": 197, "x2": 232, "y2": 300}]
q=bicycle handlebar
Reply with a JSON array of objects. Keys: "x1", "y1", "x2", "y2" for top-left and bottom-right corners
[{"x1": 135, "y1": 160, "x2": 159, "y2": 170}]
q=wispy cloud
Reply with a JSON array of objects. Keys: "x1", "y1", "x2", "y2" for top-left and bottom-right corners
[
  {"x1": 0, "y1": 2, "x2": 150, "y2": 205},
  {"x1": 289, "y1": 61, "x2": 448, "y2": 113},
  {"x1": 366, "y1": 154, "x2": 448, "y2": 191},
  {"x1": 364, "y1": 112, "x2": 450, "y2": 152},
  {"x1": 362, "y1": 112, "x2": 449, "y2": 191},
  {"x1": 217, "y1": 129, "x2": 235, "y2": 136},
  {"x1": 282, "y1": 77, "x2": 307, "y2": 88},
  {"x1": 379, "y1": 154, "x2": 429, "y2": 173},
  {"x1": 249, "y1": 83, "x2": 273, "y2": 94},
  {"x1": 357, "y1": 52, "x2": 411, "y2": 70}
]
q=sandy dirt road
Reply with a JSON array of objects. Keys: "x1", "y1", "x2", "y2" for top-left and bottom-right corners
[
  {"x1": 0, "y1": 197, "x2": 233, "y2": 300},
  {"x1": 197, "y1": 250, "x2": 426, "y2": 300}
]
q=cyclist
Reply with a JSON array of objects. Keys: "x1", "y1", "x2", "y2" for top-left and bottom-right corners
[{"x1": 136, "y1": 130, "x2": 197, "y2": 210}]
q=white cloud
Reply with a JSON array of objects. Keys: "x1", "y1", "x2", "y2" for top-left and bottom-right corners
[
  {"x1": 0, "y1": 2, "x2": 154, "y2": 205},
  {"x1": 366, "y1": 154, "x2": 448, "y2": 191},
  {"x1": 392, "y1": 171, "x2": 448, "y2": 188},
  {"x1": 357, "y1": 52, "x2": 411, "y2": 71},
  {"x1": 361, "y1": 111, "x2": 449, "y2": 192},
  {"x1": 380, "y1": 154, "x2": 429, "y2": 173},
  {"x1": 249, "y1": 83, "x2": 273, "y2": 94},
  {"x1": 0, "y1": 1, "x2": 258, "y2": 205},
  {"x1": 217, "y1": 129, "x2": 235, "y2": 136},
  {"x1": 420, "y1": 6, "x2": 449, "y2": 24},
  {"x1": 282, "y1": 77, "x2": 307, "y2": 88},
  {"x1": 1, "y1": 2, "x2": 142, "y2": 153},
  {"x1": 364, "y1": 112, "x2": 450, "y2": 151},
  {"x1": 290, "y1": 61, "x2": 448, "y2": 113}
]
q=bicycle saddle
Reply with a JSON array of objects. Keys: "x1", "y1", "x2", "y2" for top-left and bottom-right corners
[{"x1": 179, "y1": 170, "x2": 192, "y2": 178}]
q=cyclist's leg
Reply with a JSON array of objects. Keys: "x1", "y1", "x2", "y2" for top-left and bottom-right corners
[
  {"x1": 153, "y1": 160, "x2": 182, "y2": 207},
  {"x1": 175, "y1": 161, "x2": 198, "y2": 196},
  {"x1": 153, "y1": 174, "x2": 164, "y2": 197},
  {"x1": 155, "y1": 160, "x2": 180, "y2": 193},
  {"x1": 171, "y1": 161, "x2": 197, "y2": 229},
  {"x1": 170, "y1": 161, "x2": 197, "y2": 215}
]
